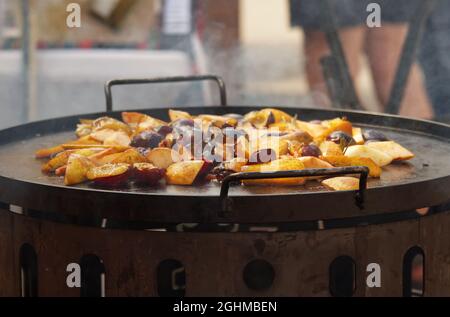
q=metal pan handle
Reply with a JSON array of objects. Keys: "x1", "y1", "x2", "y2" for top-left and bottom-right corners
[
  {"x1": 104, "y1": 75, "x2": 228, "y2": 112},
  {"x1": 220, "y1": 166, "x2": 369, "y2": 215}
]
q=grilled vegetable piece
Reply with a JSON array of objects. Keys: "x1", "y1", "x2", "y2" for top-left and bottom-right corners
[
  {"x1": 64, "y1": 154, "x2": 95, "y2": 186},
  {"x1": 297, "y1": 156, "x2": 333, "y2": 169},
  {"x1": 76, "y1": 121, "x2": 93, "y2": 138},
  {"x1": 296, "y1": 120, "x2": 328, "y2": 140},
  {"x1": 322, "y1": 177, "x2": 360, "y2": 191},
  {"x1": 35, "y1": 136, "x2": 100, "y2": 158},
  {"x1": 108, "y1": 149, "x2": 147, "y2": 165},
  {"x1": 41, "y1": 148, "x2": 103, "y2": 174},
  {"x1": 345, "y1": 145, "x2": 393, "y2": 167},
  {"x1": 322, "y1": 118, "x2": 353, "y2": 138},
  {"x1": 147, "y1": 147, "x2": 179, "y2": 169},
  {"x1": 319, "y1": 141, "x2": 344, "y2": 157},
  {"x1": 92, "y1": 116, "x2": 131, "y2": 135},
  {"x1": 321, "y1": 156, "x2": 382, "y2": 178},
  {"x1": 169, "y1": 109, "x2": 192, "y2": 122},
  {"x1": 87, "y1": 163, "x2": 131, "y2": 187},
  {"x1": 122, "y1": 112, "x2": 168, "y2": 132},
  {"x1": 352, "y1": 127, "x2": 365, "y2": 145},
  {"x1": 240, "y1": 158, "x2": 306, "y2": 186},
  {"x1": 366, "y1": 141, "x2": 414, "y2": 161},
  {"x1": 132, "y1": 163, "x2": 165, "y2": 186},
  {"x1": 165, "y1": 160, "x2": 206, "y2": 185},
  {"x1": 279, "y1": 131, "x2": 313, "y2": 145},
  {"x1": 243, "y1": 108, "x2": 293, "y2": 128},
  {"x1": 197, "y1": 114, "x2": 238, "y2": 128}
]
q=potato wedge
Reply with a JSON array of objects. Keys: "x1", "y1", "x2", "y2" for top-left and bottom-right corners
[
  {"x1": 345, "y1": 145, "x2": 393, "y2": 167},
  {"x1": 169, "y1": 109, "x2": 193, "y2": 122},
  {"x1": 366, "y1": 141, "x2": 414, "y2": 161},
  {"x1": 319, "y1": 141, "x2": 344, "y2": 157},
  {"x1": 322, "y1": 177, "x2": 360, "y2": 191},
  {"x1": 87, "y1": 163, "x2": 131, "y2": 187},
  {"x1": 298, "y1": 156, "x2": 334, "y2": 169},
  {"x1": 64, "y1": 154, "x2": 95, "y2": 185},
  {"x1": 197, "y1": 114, "x2": 238, "y2": 128},
  {"x1": 109, "y1": 149, "x2": 147, "y2": 165},
  {"x1": 147, "y1": 147, "x2": 179, "y2": 169},
  {"x1": 41, "y1": 148, "x2": 103, "y2": 174},
  {"x1": 166, "y1": 160, "x2": 205, "y2": 185},
  {"x1": 352, "y1": 127, "x2": 364, "y2": 145},
  {"x1": 241, "y1": 158, "x2": 306, "y2": 185},
  {"x1": 321, "y1": 155, "x2": 382, "y2": 178},
  {"x1": 296, "y1": 120, "x2": 328, "y2": 139}
]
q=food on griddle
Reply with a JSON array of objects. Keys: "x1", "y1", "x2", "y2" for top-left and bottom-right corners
[
  {"x1": 132, "y1": 163, "x2": 165, "y2": 186},
  {"x1": 366, "y1": 141, "x2": 415, "y2": 161},
  {"x1": 344, "y1": 145, "x2": 393, "y2": 167},
  {"x1": 165, "y1": 160, "x2": 207, "y2": 185},
  {"x1": 36, "y1": 108, "x2": 415, "y2": 191},
  {"x1": 322, "y1": 177, "x2": 360, "y2": 191},
  {"x1": 86, "y1": 163, "x2": 131, "y2": 187}
]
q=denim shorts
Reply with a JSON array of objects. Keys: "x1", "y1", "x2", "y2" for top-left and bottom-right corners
[{"x1": 289, "y1": 0, "x2": 420, "y2": 29}]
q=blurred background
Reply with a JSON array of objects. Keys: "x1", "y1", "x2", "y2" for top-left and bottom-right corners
[{"x1": 0, "y1": 0, "x2": 448, "y2": 129}]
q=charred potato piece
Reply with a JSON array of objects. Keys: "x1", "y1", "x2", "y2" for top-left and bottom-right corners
[
  {"x1": 322, "y1": 177, "x2": 360, "y2": 191},
  {"x1": 165, "y1": 160, "x2": 206, "y2": 185},
  {"x1": 366, "y1": 141, "x2": 414, "y2": 161},
  {"x1": 132, "y1": 163, "x2": 165, "y2": 186},
  {"x1": 241, "y1": 158, "x2": 306, "y2": 186},
  {"x1": 109, "y1": 149, "x2": 148, "y2": 165},
  {"x1": 87, "y1": 163, "x2": 131, "y2": 187}
]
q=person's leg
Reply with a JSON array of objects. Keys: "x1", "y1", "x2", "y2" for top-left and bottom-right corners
[
  {"x1": 366, "y1": 23, "x2": 434, "y2": 119},
  {"x1": 303, "y1": 27, "x2": 366, "y2": 107}
]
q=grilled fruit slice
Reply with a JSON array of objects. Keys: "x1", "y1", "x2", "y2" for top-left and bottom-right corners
[
  {"x1": 87, "y1": 163, "x2": 131, "y2": 187},
  {"x1": 147, "y1": 147, "x2": 179, "y2": 169},
  {"x1": 240, "y1": 158, "x2": 306, "y2": 186},
  {"x1": 322, "y1": 177, "x2": 360, "y2": 191},
  {"x1": 321, "y1": 156, "x2": 382, "y2": 178},
  {"x1": 319, "y1": 141, "x2": 344, "y2": 157},
  {"x1": 345, "y1": 145, "x2": 393, "y2": 167},
  {"x1": 166, "y1": 160, "x2": 206, "y2": 185},
  {"x1": 366, "y1": 141, "x2": 414, "y2": 161},
  {"x1": 132, "y1": 163, "x2": 165, "y2": 186},
  {"x1": 64, "y1": 154, "x2": 95, "y2": 185}
]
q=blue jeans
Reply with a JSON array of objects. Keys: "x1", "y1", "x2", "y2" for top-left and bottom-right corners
[{"x1": 419, "y1": 0, "x2": 450, "y2": 119}]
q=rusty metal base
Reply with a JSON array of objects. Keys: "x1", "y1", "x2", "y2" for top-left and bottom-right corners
[{"x1": 0, "y1": 207, "x2": 449, "y2": 297}]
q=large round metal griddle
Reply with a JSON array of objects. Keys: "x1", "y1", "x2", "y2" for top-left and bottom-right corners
[{"x1": 0, "y1": 105, "x2": 449, "y2": 225}]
